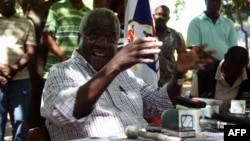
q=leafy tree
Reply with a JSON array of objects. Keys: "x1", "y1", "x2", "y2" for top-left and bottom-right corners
[
  {"x1": 173, "y1": 0, "x2": 186, "y2": 21},
  {"x1": 222, "y1": 0, "x2": 250, "y2": 50}
]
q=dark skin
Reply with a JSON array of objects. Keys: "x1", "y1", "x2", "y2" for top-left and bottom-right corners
[
  {"x1": 0, "y1": 0, "x2": 36, "y2": 87},
  {"x1": 153, "y1": 5, "x2": 186, "y2": 55},
  {"x1": 153, "y1": 6, "x2": 170, "y2": 34},
  {"x1": 0, "y1": 76, "x2": 7, "y2": 88},
  {"x1": 72, "y1": 10, "x2": 216, "y2": 119},
  {"x1": 221, "y1": 57, "x2": 248, "y2": 86},
  {"x1": 74, "y1": 14, "x2": 162, "y2": 117},
  {"x1": 43, "y1": 0, "x2": 84, "y2": 62},
  {"x1": 205, "y1": 0, "x2": 223, "y2": 24},
  {"x1": 70, "y1": 0, "x2": 83, "y2": 10},
  {"x1": 0, "y1": 0, "x2": 15, "y2": 18}
]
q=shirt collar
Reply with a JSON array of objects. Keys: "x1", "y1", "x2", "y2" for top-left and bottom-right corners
[
  {"x1": 200, "y1": 11, "x2": 223, "y2": 23},
  {"x1": 71, "y1": 49, "x2": 97, "y2": 75}
]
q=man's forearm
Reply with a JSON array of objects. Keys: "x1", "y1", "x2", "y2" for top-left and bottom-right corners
[{"x1": 167, "y1": 69, "x2": 185, "y2": 103}]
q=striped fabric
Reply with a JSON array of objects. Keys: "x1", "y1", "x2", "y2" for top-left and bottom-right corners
[
  {"x1": 43, "y1": 0, "x2": 91, "y2": 78},
  {"x1": 0, "y1": 13, "x2": 36, "y2": 80}
]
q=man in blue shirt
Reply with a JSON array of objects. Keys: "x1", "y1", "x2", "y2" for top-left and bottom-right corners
[{"x1": 186, "y1": 0, "x2": 237, "y2": 61}]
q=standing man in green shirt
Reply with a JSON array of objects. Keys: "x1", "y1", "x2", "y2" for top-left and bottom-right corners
[
  {"x1": 43, "y1": 0, "x2": 91, "y2": 79},
  {"x1": 186, "y1": 0, "x2": 237, "y2": 82},
  {"x1": 186, "y1": 0, "x2": 237, "y2": 61},
  {"x1": 153, "y1": 5, "x2": 186, "y2": 87}
]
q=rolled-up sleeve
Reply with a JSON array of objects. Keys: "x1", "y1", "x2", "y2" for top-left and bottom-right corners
[{"x1": 40, "y1": 64, "x2": 90, "y2": 129}]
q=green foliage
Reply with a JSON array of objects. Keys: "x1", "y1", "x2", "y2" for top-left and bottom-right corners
[
  {"x1": 173, "y1": 0, "x2": 185, "y2": 21},
  {"x1": 185, "y1": 70, "x2": 193, "y2": 81},
  {"x1": 15, "y1": 0, "x2": 23, "y2": 15},
  {"x1": 174, "y1": 0, "x2": 250, "y2": 22},
  {"x1": 222, "y1": 0, "x2": 250, "y2": 22},
  {"x1": 222, "y1": 0, "x2": 250, "y2": 50}
]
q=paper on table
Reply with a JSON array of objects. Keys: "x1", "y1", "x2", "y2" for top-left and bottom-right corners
[{"x1": 184, "y1": 131, "x2": 224, "y2": 141}]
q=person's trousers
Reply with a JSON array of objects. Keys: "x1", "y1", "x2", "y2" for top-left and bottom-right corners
[{"x1": 0, "y1": 79, "x2": 31, "y2": 141}]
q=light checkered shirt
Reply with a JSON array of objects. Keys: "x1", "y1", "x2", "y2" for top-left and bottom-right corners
[{"x1": 41, "y1": 50, "x2": 173, "y2": 141}]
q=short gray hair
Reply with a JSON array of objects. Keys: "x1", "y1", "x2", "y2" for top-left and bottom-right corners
[{"x1": 79, "y1": 8, "x2": 120, "y2": 39}]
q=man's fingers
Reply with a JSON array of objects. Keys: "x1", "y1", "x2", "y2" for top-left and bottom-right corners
[
  {"x1": 137, "y1": 58, "x2": 155, "y2": 64},
  {"x1": 137, "y1": 48, "x2": 161, "y2": 55},
  {"x1": 132, "y1": 37, "x2": 163, "y2": 50},
  {"x1": 133, "y1": 37, "x2": 158, "y2": 43}
]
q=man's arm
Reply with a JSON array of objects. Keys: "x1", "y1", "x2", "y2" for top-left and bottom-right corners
[
  {"x1": 186, "y1": 19, "x2": 200, "y2": 48},
  {"x1": 73, "y1": 37, "x2": 163, "y2": 119},
  {"x1": 167, "y1": 69, "x2": 185, "y2": 102},
  {"x1": 0, "y1": 43, "x2": 36, "y2": 79},
  {"x1": 176, "y1": 32, "x2": 186, "y2": 54},
  {"x1": 43, "y1": 32, "x2": 68, "y2": 61},
  {"x1": 10, "y1": 44, "x2": 36, "y2": 76},
  {"x1": 190, "y1": 74, "x2": 199, "y2": 98},
  {"x1": 167, "y1": 44, "x2": 216, "y2": 102}
]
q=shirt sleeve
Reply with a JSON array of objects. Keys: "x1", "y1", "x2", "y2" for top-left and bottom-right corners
[
  {"x1": 40, "y1": 64, "x2": 88, "y2": 129},
  {"x1": 26, "y1": 19, "x2": 37, "y2": 46},
  {"x1": 175, "y1": 31, "x2": 185, "y2": 53},
  {"x1": 141, "y1": 83, "x2": 174, "y2": 118},
  {"x1": 186, "y1": 18, "x2": 201, "y2": 48},
  {"x1": 43, "y1": 7, "x2": 57, "y2": 34},
  {"x1": 126, "y1": 69, "x2": 173, "y2": 118}
]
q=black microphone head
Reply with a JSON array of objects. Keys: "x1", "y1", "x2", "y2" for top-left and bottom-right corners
[
  {"x1": 125, "y1": 125, "x2": 139, "y2": 139},
  {"x1": 161, "y1": 109, "x2": 179, "y2": 128},
  {"x1": 173, "y1": 96, "x2": 206, "y2": 108}
]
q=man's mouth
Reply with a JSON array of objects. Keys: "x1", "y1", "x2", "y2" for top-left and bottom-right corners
[{"x1": 93, "y1": 52, "x2": 105, "y2": 57}]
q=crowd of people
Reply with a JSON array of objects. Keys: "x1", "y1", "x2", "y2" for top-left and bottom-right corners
[{"x1": 0, "y1": 0, "x2": 248, "y2": 141}]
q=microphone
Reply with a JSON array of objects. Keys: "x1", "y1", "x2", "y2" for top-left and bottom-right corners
[
  {"x1": 161, "y1": 109, "x2": 179, "y2": 128},
  {"x1": 173, "y1": 96, "x2": 206, "y2": 108},
  {"x1": 199, "y1": 118, "x2": 235, "y2": 130},
  {"x1": 125, "y1": 125, "x2": 181, "y2": 141},
  {"x1": 160, "y1": 109, "x2": 234, "y2": 132}
]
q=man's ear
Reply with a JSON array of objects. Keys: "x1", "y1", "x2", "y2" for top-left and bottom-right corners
[{"x1": 78, "y1": 33, "x2": 85, "y2": 47}]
